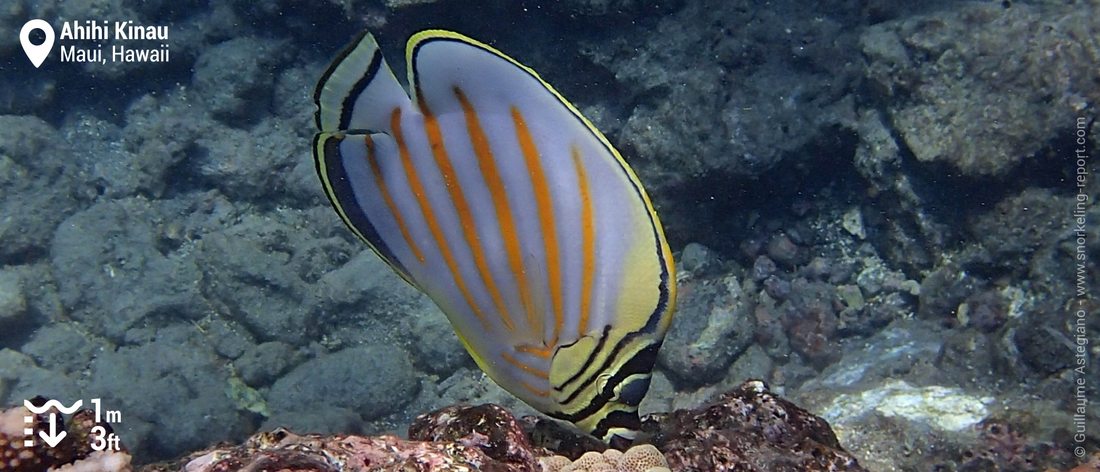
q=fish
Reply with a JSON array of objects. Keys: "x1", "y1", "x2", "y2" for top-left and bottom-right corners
[{"x1": 312, "y1": 29, "x2": 676, "y2": 445}]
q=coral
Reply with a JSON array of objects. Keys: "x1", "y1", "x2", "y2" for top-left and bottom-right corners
[
  {"x1": 50, "y1": 451, "x2": 131, "y2": 472},
  {"x1": 540, "y1": 444, "x2": 670, "y2": 472}
]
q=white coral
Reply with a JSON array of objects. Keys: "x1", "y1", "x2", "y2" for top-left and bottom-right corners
[
  {"x1": 539, "y1": 444, "x2": 670, "y2": 472},
  {"x1": 49, "y1": 450, "x2": 132, "y2": 472},
  {"x1": 0, "y1": 405, "x2": 30, "y2": 436}
]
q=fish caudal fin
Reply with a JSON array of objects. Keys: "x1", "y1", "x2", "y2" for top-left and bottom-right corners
[{"x1": 314, "y1": 31, "x2": 411, "y2": 133}]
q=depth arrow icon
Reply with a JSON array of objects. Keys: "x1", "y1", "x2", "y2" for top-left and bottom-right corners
[{"x1": 38, "y1": 413, "x2": 66, "y2": 447}]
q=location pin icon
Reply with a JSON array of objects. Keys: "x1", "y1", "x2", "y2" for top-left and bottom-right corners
[{"x1": 20, "y1": 19, "x2": 54, "y2": 68}]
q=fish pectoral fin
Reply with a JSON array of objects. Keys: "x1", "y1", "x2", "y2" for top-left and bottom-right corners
[{"x1": 314, "y1": 31, "x2": 412, "y2": 133}]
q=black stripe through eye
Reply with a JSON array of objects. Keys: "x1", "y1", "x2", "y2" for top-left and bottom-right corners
[{"x1": 552, "y1": 339, "x2": 660, "y2": 423}]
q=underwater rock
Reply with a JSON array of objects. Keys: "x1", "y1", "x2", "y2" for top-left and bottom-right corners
[
  {"x1": 801, "y1": 319, "x2": 943, "y2": 391},
  {"x1": 192, "y1": 119, "x2": 311, "y2": 203},
  {"x1": 51, "y1": 198, "x2": 206, "y2": 342},
  {"x1": 819, "y1": 379, "x2": 992, "y2": 433},
  {"x1": 172, "y1": 402, "x2": 550, "y2": 471},
  {"x1": 582, "y1": 0, "x2": 859, "y2": 199},
  {"x1": 970, "y1": 188, "x2": 1071, "y2": 268},
  {"x1": 960, "y1": 419, "x2": 1065, "y2": 471},
  {"x1": 87, "y1": 325, "x2": 253, "y2": 461},
  {"x1": 547, "y1": 0, "x2": 682, "y2": 17},
  {"x1": 195, "y1": 211, "x2": 341, "y2": 346},
  {"x1": 169, "y1": 430, "x2": 524, "y2": 472},
  {"x1": 0, "y1": 116, "x2": 80, "y2": 264},
  {"x1": 750, "y1": 255, "x2": 777, "y2": 282},
  {"x1": 91, "y1": 90, "x2": 217, "y2": 199},
  {"x1": 267, "y1": 346, "x2": 419, "y2": 423},
  {"x1": 407, "y1": 314, "x2": 475, "y2": 377},
  {"x1": 0, "y1": 264, "x2": 63, "y2": 345},
  {"x1": 678, "y1": 242, "x2": 722, "y2": 278},
  {"x1": 405, "y1": 368, "x2": 541, "y2": 432},
  {"x1": 1004, "y1": 314, "x2": 1074, "y2": 377},
  {"x1": 657, "y1": 275, "x2": 754, "y2": 387},
  {"x1": 766, "y1": 233, "x2": 802, "y2": 269},
  {"x1": 192, "y1": 37, "x2": 288, "y2": 125},
  {"x1": 260, "y1": 406, "x2": 365, "y2": 437},
  {"x1": 650, "y1": 380, "x2": 866, "y2": 471},
  {"x1": 408, "y1": 404, "x2": 536, "y2": 467},
  {"x1": 0, "y1": 270, "x2": 26, "y2": 325},
  {"x1": 918, "y1": 263, "x2": 982, "y2": 321},
  {"x1": 779, "y1": 278, "x2": 841, "y2": 369},
  {"x1": 862, "y1": 2, "x2": 1099, "y2": 176},
  {"x1": 0, "y1": 349, "x2": 80, "y2": 410},
  {"x1": 19, "y1": 324, "x2": 101, "y2": 377},
  {"x1": 198, "y1": 317, "x2": 255, "y2": 361},
  {"x1": 234, "y1": 341, "x2": 299, "y2": 387},
  {"x1": 957, "y1": 290, "x2": 1009, "y2": 334}
]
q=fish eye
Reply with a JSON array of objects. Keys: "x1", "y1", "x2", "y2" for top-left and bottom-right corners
[{"x1": 613, "y1": 376, "x2": 651, "y2": 406}]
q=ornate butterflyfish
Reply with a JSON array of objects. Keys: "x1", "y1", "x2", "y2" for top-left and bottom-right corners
[{"x1": 312, "y1": 30, "x2": 676, "y2": 444}]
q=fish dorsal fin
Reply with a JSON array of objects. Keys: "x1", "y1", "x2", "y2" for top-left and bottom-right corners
[{"x1": 315, "y1": 31, "x2": 412, "y2": 133}]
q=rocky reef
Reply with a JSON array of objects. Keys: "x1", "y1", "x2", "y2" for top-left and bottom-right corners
[{"x1": 0, "y1": 380, "x2": 857, "y2": 472}]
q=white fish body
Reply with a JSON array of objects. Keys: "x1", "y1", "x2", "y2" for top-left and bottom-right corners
[{"x1": 313, "y1": 30, "x2": 676, "y2": 443}]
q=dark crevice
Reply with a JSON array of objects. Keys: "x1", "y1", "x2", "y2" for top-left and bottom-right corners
[{"x1": 660, "y1": 125, "x2": 863, "y2": 261}]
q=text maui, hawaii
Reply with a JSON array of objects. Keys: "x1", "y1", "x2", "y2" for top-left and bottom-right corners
[{"x1": 58, "y1": 20, "x2": 169, "y2": 64}]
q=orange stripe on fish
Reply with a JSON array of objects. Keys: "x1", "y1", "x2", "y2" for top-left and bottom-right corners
[
  {"x1": 570, "y1": 145, "x2": 595, "y2": 336},
  {"x1": 516, "y1": 343, "x2": 554, "y2": 359},
  {"x1": 419, "y1": 96, "x2": 515, "y2": 332},
  {"x1": 364, "y1": 135, "x2": 427, "y2": 264},
  {"x1": 512, "y1": 106, "x2": 563, "y2": 346},
  {"x1": 518, "y1": 379, "x2": 550, "y2": 398},
  {"x1": 453, "y1": 87, "x2": 536, "y2": 334},
  {"x1": 501, "y1": 350, "x2": 549, "y2": 379},
  {"x1": 392, "y1": 108, "x2": 489, "y2": 330}
]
